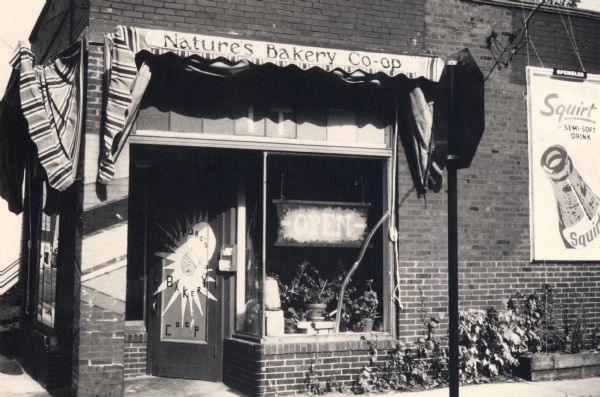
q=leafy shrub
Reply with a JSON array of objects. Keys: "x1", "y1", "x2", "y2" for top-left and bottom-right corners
[
  {"x1": 346, "y1": 285, "x2": 597, "y2": 395},
  {"x1": 509, "y1": 284, "x2": 591, "y2": 354},
  {"x1": 353, "y1": 317, "x2": 448, "y2": 393},
  {"x1": 457, "y1": 307, "x2": 531, "y2": 383}
]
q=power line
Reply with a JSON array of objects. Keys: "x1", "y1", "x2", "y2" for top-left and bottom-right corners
[
  {"x1": 0, "y1": 37, "x2": 14, "y2": 50},
  {"x1": 556, "y1": 4, "x2": 585, "y2": 71}
]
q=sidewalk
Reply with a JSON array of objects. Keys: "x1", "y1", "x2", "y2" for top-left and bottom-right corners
[
  {"x1": 0, "y1": 355, "x2": 49, "y2": 397},
  {"x1": 1, "y1": 355, "x2": 599, "y2": 397},
  {"x1": 122, "y1": 376, "x2": 600, "y2": 397}
]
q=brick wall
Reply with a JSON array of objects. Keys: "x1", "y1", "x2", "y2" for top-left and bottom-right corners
[
  {"x1": 393, "y1": 0, "x2": 600, "y2": 344},
  {"x1": 30, "y1": 0, "x2": 90, "y2": 64},
  {"x1": 88, "y1": 0, "x2": 427, "y2": 52},
  {"x1": 72, "y1": 24, "x2": 130, "y2": 396},
  {"x1": 20, "y1": 0, "x2": 89, "y2": 394},
  {"x1": 123, "y1": 327, "x2": 147, "y2": 378},
  {"x1": 223, "y1": 336, "x2": 396, "y2": 396},
  {"x1": 20, "y1": 327, "x2": 71, "y2": 391}
]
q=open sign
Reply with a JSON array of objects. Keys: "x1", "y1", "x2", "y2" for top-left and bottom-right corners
[{"x1": 274, "y1": 200, "x2": 370, "y2": 247}]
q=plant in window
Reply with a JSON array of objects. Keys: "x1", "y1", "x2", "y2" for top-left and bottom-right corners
[
  {"x1": 347, "y1": 279, "x2": 380, "y2": 332},
  {"x1": 274, "y1": 261, "x2": 341, "y2": 324}
]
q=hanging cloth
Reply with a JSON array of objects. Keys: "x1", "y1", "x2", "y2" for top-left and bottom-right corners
[
  {"x1": 9, "y1": 41, "x2": 83, "y2": 192},
  {"x1": 98, "y1": 26, "x2": 149, "y2": 184},
  {"x1": 397, "y1": 84, "x2": 443, "y2": 196},
  {"x1": 0, "y1": 68, "x2": 28, "y2": 214}
]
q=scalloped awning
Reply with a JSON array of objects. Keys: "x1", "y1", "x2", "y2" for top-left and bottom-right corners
[{"x1": 98, "y1": 26, "x2": 444, "y2": 194}]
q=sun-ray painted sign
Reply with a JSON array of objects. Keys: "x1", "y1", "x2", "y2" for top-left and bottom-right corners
[
  {"x1": 155, "y1": 216, "x2": 217, "y2": 343},
  {"x1": 274, "y1": 200, "x2": 369, "y2": 247}
]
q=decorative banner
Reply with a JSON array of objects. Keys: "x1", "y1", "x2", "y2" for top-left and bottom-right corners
[
  {"x1": 528, "y1": 67, "x2": 600, "y2": 261},
  {"x1": 274, "y1": 200, "x2": 369, "y2": 247},
  {"x1": 144, "y1": 28, "x2": 443, "y2": 78},
  {"x1": 155, "y1": 217, "x2": 217, "y2": 343}
]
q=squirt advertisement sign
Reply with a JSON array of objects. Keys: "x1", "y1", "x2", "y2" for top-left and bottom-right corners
[{"x1": 528, "y1": 67, "x2": 600, "y2": 261}]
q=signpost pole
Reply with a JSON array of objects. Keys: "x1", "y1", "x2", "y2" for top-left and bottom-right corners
[
  {"x1": 434, "y1": 50, "x2": 483, "y2": 397},
  {"x1": 446, "y1": 61, "x2": 460, "y2": 397},
  {"x1": 447, "y1": 157, "x2": 459, "y2": 397}
]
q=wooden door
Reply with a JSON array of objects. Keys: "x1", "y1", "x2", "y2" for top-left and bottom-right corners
[{"x1": 146, "y1": 152, "x2": 232, "y2": 381}]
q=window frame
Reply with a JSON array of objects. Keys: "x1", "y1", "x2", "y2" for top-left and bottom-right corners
[
  {"x1": 236, "y1": 149, "x2": 394, "y2": 339},
  {"x1": 34, "y1": 211, "x2": 60, "y2": 329},
  {"x1": 129, "y1": 136, "x2": 395, "y2": 340}
]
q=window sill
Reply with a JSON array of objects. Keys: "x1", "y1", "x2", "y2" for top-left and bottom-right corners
[
  {"x1": 261, "y1": 331, "x2": 392, "y2": 344},
  {"x1": 228, "y1": 332, "x2": 396, "y2": 354},
  {"x1": 229, "y1": 331, "x2": 394, "y2": 346}
]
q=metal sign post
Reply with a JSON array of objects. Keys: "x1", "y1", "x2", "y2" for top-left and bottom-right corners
[
  {"x1": 446, "y1": 61, "x2": 460, "y2": 397},
  {"x1": 447, "y1": 158, "x2": 459, "y2": 397},
  {"x1": 433, "y1": 50, "x2": 484, "y2": 397}
]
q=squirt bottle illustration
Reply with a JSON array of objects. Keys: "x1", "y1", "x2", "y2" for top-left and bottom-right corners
[{"x1": 541, "y1": 145, "x2": 600, "y2": 249}]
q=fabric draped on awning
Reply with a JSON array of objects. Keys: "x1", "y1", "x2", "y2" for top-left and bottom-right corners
[
  {"x1": 98, "y1": 25, "x2": 443, "y2": 194},
  {"x1": 12, "y1": 42, "x2": 83, "y2": 192},
  {"x1": 0, "y1": 41, "x2": 84, "y2": 213},
  {"x1": 0, "y1": 67, "x2": 28, "y2": 213}
]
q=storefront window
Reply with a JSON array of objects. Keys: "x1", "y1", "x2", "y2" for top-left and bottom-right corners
[
  {"x1": 264, "y1": 155, "x2": 385, "y2": 335},
  {"x1": 236, "y1": 156, "x2": 264, "y2": 336},
  {"x1": 35, "y1": 211, "x2": 59, "y2": 328},
  {"x1": 135, "y1": 68, "x2": 392, "y2": 338}
]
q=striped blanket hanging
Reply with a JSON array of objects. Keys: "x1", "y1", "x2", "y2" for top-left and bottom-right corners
[
  {"x1": 10, "y1": 42, "x2": 83, "y2": 192},
  {"x1": 98, "y1": 26, "x2": 143, "y2": 184}
]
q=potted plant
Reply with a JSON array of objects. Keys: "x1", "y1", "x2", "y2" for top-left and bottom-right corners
[
  {"x1": 274, "y1": 261, "x2": 341, "y2": 326},
  {"x1": 346, "y1": 279, "x2": 379, "y2": 332}
]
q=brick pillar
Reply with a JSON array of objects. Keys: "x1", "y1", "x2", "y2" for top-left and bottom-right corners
[{"x1": 71, "y1": 40, "x2": 130, "y2": 396}]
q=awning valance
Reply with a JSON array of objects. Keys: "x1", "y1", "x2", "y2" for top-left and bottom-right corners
[{"x1": 98, "y1": 26, "x2": 444, "y2": 194}]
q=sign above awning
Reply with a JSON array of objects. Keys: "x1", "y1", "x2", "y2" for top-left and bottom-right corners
[{"x1": 140, "y1": 28, "x2": 442, "y2": 79}]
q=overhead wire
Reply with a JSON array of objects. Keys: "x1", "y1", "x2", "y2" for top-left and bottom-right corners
[
  {"x1": 0, "y1": 37, "x2": 14, "y2": 50},
  {"x1": 484, "y1": 1, "x2": 543, "y2": 81},
  {"x1": 565, "y1": 7, "x2": 586, "y2": 72},
  {"x1": 521, "y1": 1, "x2": 531, "y2": 67},
  {"x1": 520, "y1": 0, "x2": 545, "y2": 67},
  {"x1": 556, "y1": 4, "x2": 586, "y2": 71}
]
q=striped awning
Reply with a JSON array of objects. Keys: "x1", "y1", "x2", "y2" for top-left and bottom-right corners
[{"x1": 9, "y1": 42, "x2": 84, "y2": 192}]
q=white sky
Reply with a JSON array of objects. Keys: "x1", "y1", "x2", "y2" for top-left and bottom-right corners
[
  {"x1": 0, "y1": 0, "x2": 45, "y2": 92},
  {"x1": 580, "y1": 0, "x2": 600, "y2": 11}
]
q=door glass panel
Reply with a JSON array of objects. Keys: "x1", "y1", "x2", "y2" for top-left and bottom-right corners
[
  {"x1": 36, "y1": 212, "x2": 59, "y2": 327},
  {"x1": 155, "y1": 220, "x2": 217, "y2": 343}
]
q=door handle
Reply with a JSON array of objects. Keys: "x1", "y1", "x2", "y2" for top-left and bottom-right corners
[{"x1": 152, "y1": 300, "x2": 158, "y2": 315}]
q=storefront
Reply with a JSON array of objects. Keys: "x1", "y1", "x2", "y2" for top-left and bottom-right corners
[
  {"x1": 105, "y1": 26, "x2": 444, "y2": 393},
  {"x1": 0, "y1": 15, "x2": 455, "y2": 393},
  {"x1": 5, "y1": 1, "x2": 600, "y2": 396}
]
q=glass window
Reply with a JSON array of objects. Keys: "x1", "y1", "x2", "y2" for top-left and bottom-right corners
[
  {"x1": 236, "y1": 155, "x2": 264, "y2": 336},
  {"x1": 265, "y1": 155, "x2": 385, "y2": 335},
  {"x1": 35, "y1": 210, "x2": 59, "y2": 328}
]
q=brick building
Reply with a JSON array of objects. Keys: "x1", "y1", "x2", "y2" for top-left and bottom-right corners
[{"x1": 3, "y1": 0, "x2": 600, "y2": 396}]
